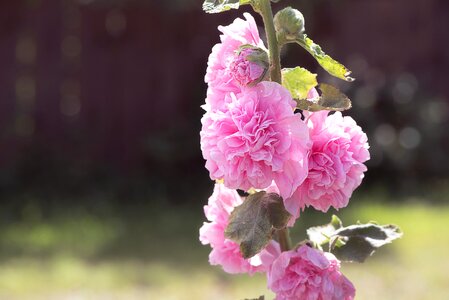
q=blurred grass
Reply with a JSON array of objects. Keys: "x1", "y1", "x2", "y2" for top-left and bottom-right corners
[{"x1": 0, "y1": 191, "x2": 448, "y2": 299}]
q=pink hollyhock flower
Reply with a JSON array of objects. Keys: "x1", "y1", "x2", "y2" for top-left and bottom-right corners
[
  {"x1": 200, "y1": 81, "x2": 311, "y2": 199},
  {"x1": 229, "y1": 48, "x2": 267, "y2": 86},
  {"x1": 285, "y1": 110, "x2": 370, "y2": 218},
  {"x1": 263, "y1": 245, "x2": 355, "y2": 300},
  {"x1": 205, "y1": 13, "x2": 266, "y2": 110},
  {"x1": 199, "y1": 183, "x2": 264, "y2": 274},
  {"x1": 307, "y1": 87, "x2": 320, "y2": 100}
]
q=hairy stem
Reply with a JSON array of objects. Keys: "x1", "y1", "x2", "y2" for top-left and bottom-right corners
[
  {"x1": 278, "y1": 227, "x2": 292, "y2": 252},
  {"x1": 257, "y1": 0, "x2": 282, "y2": 84}
]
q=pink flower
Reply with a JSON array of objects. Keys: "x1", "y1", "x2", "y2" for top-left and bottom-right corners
[
  {"x1": 229, "y1": 48, "x2": 266, "y2": 86},
  {"x1": 264, "y1": 245, "x2": 355, "y2": 300},
  {"x1": 307, "y1": 87, "x2": 320, "y2": 100},
  {"x1": 285, "y1": 111, "x2": 370, "y2": 218},
  {"x1": 199, "y1": 183, "x2": 264, "y2": 274},
  {"x1": 205, "y1": 13, "x2": 266, "y2": 110},
  {"x1": 200, "y1": 81, "x2": 311, "y2": 199}
]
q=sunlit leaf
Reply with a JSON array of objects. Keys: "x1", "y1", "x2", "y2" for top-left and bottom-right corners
[
  {"x1": 307, "y1": 215, "x2": 342, "y2": 248},
  {"x1": 295, "y1": 98, "x2": 320, "y2": 111},
  {"x1": 202, "y1": 0, "x2": 252, "y2": 14},
  {"x1": 282, "y1": 67, "x2": 317, "y2": 100},
  {"x1": 225, "y1": 192, "x2": 291, "y2": 259},
  {"x1": 330, "y1": 223, "x2": 403, "y2": 263},
  {"x1": 316, "y1": 83, "x2": 352, "y2": 111},
  {"x1": 296, "y1": 35, "x2": 354, "y2": 82},
  {"x1": 307, "y1": 216, "x2": 402, "y2": 263},
  {"x1": 295, "y1": 83, "x2": 351, "y2": 112}
]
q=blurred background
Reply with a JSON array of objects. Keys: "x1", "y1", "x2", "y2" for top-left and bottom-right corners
[{"x1": 0, "y1": 0, "x2": 448, "y2": 299}]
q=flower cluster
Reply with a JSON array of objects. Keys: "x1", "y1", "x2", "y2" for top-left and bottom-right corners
[
  {"x1": 199, "y1": 184, "x2": 355, "y2": 300},
  {"x1": 199, "y1": 183, "x2": 263, "y2": 274},
  {"x1": 204, "y1": 13, "x2": 266, "y2": 111},
  {"x1": 201, "y1": 13, "x2": 311, "y2": 200},
  {"x1": 199, "y1": 12, "x2": 370, "y2": 300}
]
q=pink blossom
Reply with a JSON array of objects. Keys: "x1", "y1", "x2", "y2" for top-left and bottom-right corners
[
  {"x1": 285, "y1": 111, "x2": 370, "y2": 218},
  {"x1": 229, "y1": 48, "x2": 266, "y2": 86},
  {"x1": 199, "y1": 183, "x2": 264, "y2": 274},
  {"x1": 307, "y1": 87, "x2": 320, "y2": 100},
  {"x1": 200, "y1": 81, "x2": 311, "y2": 199},
  {"x1": 264, "y1": 245, "x2": 355, "y2": 300},
  {"x1": 205, "y1": 13, "x2": 266, "y2": 110}
]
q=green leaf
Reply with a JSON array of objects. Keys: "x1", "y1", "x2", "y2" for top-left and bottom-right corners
[
  {"x1": 282, "y1": 67, "x2": 317, "y2": 100},
  {"x1": 307, "y1": 216, "x2": 403, "y2": 263},
  {"x1": 295, "y1": 98, "x2": 320, "y2": 111},
  {"x1": 316, "y1": 83, "x2": 352, "y2": 111},
  {"x1": 307, "y1": 215, "x2": 342, "y2": 248},
  {"x1": 225, "y1": 192, "x2": 291, "y2": 259},
  {"x1": 202, "y1": 0, "x2": 252, "y2": 14},
  {"x1": 330, "y1": 223, "x2": 403, "y2": 263},
  {"x1": 244, "y1": 296, "x2": 264, "y2": 300},
  {"x1": 307, "y1": 215, "x2": 343, "y2": 248},
  {"x1": 296, "y1": 35, "x2": 354, "y2": 82},
  {"x1": 295, "y1": 83, "x2": 351, "y2": 112}
]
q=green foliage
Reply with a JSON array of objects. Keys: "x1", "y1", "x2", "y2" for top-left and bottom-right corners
[
  {"x1": 295, "y1": 83, "x2": 352, "y2": 112},
  {"x1": 245, "y1": 296, "x2": 265, "y2": 300},
  {"x1": 296, "y1": 36, "x2": 354, "y2": 82},
  {"x1": 225, "y1": 192, "x2": 291, "y2": 259},
  {"x1": 331, "y1": 223, "x2": 403, "y2": 263},
  {"x1": 282, "y1": 67, "x2": 317, "y2": 100},
  {"x1": 316, "y1": 83, "x2": 352, "y2": 111},
  {"x1": 306, "y1": 215, "x2": 342, "y2": 249},
  {"x1": 271, "y1": 6, "x2": 354, "y2": 82},
  {"x1": 202, "y1": 0, "x2": 252, "y2": 13},
  {"x1": 307, "y1": 215, "x2": 403, "y2": 263}
]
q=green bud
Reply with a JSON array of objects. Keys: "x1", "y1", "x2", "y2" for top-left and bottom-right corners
[{"x1": 274, "y1": 7, "x2": 305, "y2": 43}]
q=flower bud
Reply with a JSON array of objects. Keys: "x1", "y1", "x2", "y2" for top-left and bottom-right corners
[
  {"x1": 229, "y1": 46, "x2": 269, "y2": 86},
  {"x1": 274, "y1": 7, "x2": 305, "y2": 43}
]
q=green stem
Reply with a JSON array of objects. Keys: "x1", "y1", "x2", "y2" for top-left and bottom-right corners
[
  {"x1": 257, "y1": 0, "x2": 282, "y2": 84},
  {"x1": 255, "y1": 0, "x2": 291, "y2": 252},
  {"x1": 278, "y1": 227, "x2": 292, "y2": 252}
]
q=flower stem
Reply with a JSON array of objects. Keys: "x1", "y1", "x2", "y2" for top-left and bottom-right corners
[
  {"x1": 255, "y1": 0, "x2": 291, "y2": 252},
  {"x1": 278, "y1": 227, "x2": 292, "y2": 252},
  {"x1": 257, "y1": 0, "x2": 282, "y2": 84}
]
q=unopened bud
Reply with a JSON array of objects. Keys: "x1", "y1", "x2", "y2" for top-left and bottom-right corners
[
  {"x1": 229, "y1": 45, "x2": 269, "y2": 86},
  {"x1": 274, "y1": 7, "x2": 305, "y2": 43}
]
